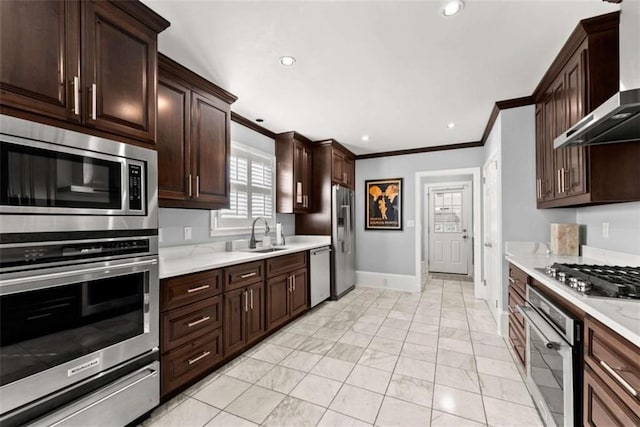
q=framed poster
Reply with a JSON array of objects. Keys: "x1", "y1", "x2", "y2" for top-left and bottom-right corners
[{"x1": 365, "y1": 178, "x2": 403, "y2": 230}]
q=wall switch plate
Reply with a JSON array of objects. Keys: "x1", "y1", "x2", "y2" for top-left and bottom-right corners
[
  {"x1": 602, "y1": 222, "x2": 609, "y2": 238},
  {"x1": 184, "y1": 226, "x2": 192, "y2": 240},
  {"x1": 407, "y1": 219, "x2": 415, "y2": 228}
]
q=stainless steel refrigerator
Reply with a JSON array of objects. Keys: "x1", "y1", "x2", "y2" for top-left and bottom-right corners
[{"x1": 331, "y1": 184, "x2": 356, "y2": 299}]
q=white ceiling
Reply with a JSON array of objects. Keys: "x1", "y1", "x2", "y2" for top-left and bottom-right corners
[{"x1": 143, "y1": 0, "x2": 618, "y2": 155}]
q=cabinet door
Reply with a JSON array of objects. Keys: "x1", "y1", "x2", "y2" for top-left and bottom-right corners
[
  {"x1": 158, "y1": 73, "x2": 191, "y2": 203},
  {"x1": 550, "y1": 78, "x2": 566, "y2": 199},
  {"x1": 332, "y1": 149, "x2": 345, "y2": 185},
  {"x1": 266, "y1": 274, "x2": 290, "y2": 331},
  {"x1": 542, "y1": 95, "x2": 556, "y2": 201},
  {"x1": 563, "y1": 49, "x2": 587, "y2": 197},
  {"x1": 191, "y1": 91, "x2": 230, "y2": 208},
  {"x1": 246, "y1": 282, "x2": 265, "y2": 344},
  {"x1": 82, "y1": 0, "x2": 157, "y2": 143},
  {"x1": 345, "y1": 158, "x2": 355, "y2": 190},
  {"x1": 290, "y1": 268, "x2": 308, "y2": 317},
  {"x1": 584, "y1": 366, "x2": 640, "y2": 427},
  {"x1": 303, "y1": 145, "x2": 313, "y2": 209},
  {"x1": 293, "y1": 141, "x2": 306, "y2": 211},
  {"x1": 0, "y1": 0, "x2": 80, "y2": 122},
  {"x1": 223, "y1": 288, "x2": 246, "y2": 356}
]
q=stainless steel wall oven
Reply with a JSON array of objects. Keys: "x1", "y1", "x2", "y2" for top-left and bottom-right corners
[
  {"x1": 0, "y1": 115, "x2": 160, "y2": 426},
  {"x1": 517, "y1": 286, "x2": 582, "y2": 427}
]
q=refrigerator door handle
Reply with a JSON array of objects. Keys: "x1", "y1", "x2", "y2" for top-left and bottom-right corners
[{"x1": 342, "y1": 204, "x2": 351, "y2": 254}]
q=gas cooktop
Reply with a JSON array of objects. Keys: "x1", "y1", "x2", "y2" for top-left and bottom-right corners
[{"x1": 536, "y1": 263, "x2": 640, "y2": 300}]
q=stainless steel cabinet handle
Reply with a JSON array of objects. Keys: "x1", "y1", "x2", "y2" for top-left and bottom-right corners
[
  {"x1": 561, "y1": 167, "x2": 565, "y2": 193},
  {"x1": 557, "y1": 169, "x2": 561, "y2": 193},
  {"x1": 72, "y1": 76, "x2": 80, "y2": 115},
  {"x1": 244, "y1": 290, "x2": 248, "y2": 312},
  {"x1": 508, "y1": 277, "x2": 515, "y2": 284},
  {"x1": 188, "y1": 351, "x2": 210, "y2": 365},
  {"x1": 241, "y1": 272, "x2": 257, "y2": 279},
  {"x1": 250, "y1": 289, "x2": 254, "y2": 309},
  {"x1": 90, "y1": 83, "x2": 97, "y2": 120},
  {"x1": 600, "y1": 360, "x2": 638, "y2": 397},
  {"x1": 196, "y1": 176, "x2": 200, "y2": 198},
  {"x1": 188, "y1": 174, "x2": 192, "y2": 197},
  {"x1": 187, "y1": 284, "x2": 210, "y2": 293},
  {"x1": 293, "y1": 275, "x2": 296, "y2": 291},
  {"x1": 288, "y1": 276, "x2": 292, "y2": 292},
  {"x1": 187, "y1": 316, "x2": 210, "y2": 328}
]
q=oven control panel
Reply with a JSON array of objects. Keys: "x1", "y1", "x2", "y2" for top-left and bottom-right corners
[{"x1": 1, "y1": 239, "x2": 150, "y2": 270}]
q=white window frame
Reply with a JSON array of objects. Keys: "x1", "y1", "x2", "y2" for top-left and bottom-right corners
[{"x1": 210, "y1": 142, "x2": 276, "y2": 236}]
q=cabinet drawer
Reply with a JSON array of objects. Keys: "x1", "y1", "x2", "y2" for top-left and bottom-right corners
[
  {"x1": 584, "y1": 316, "x2": 640, "y2": 414},
  {"x1": 508, "y1": 264, "x2": 528, "y2": 297},
  {"x1": 161, "y1": 269, "x2": 222, "y2": 311},
  {"x1": 161, "y1": 329, "x2": 222, "y2": 397},
  {"x1": 508, "y1": 313, "x2": 526, "y2": 368},
  {"x1": 224, "y1": 261, "x2": 264, "y2": 291},
  {"x1": 584, "y1": 364, "x2": 640, "y2": 426},
  {"x1": 161, "y1": 296, "x2": 222, "y2": 352},
  {"x1": 508, "y1": 286, "x2": 526, "y2": 331},
  {"x1": 266, "y1": 252, "x2": 306, "y2": 278}
]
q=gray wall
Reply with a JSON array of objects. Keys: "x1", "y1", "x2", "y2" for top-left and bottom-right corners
[
  {"x1": 576, "y1": 202, "x2": 640, "y2": 255},
  {"x1": 159, "y1": 121, "x2": 295, "y2": 247},
  {"x1": 355, "y1": 147, "x2": 485, "y2": 276}
]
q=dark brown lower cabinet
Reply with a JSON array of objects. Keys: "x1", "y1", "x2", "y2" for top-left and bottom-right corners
[
  {"x1": 266, "y1": 267, "x2": 308, "y2": 331},
  {"x1": 161, "y1": 329, "x2": 222, "y2": 397},
  {"x1": 507, "y1": 264, "x2": 527, "y2": 368},
  {"x1": 584, "y1": 365, "x2": 640, "y2": 427},
  {"x1": 223, "y1": 282, "x2": 265, "y2": 357}
]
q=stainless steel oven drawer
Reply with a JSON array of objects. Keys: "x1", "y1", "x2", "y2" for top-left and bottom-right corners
[{"x1": 28, "y1": 361, "x2": 159, "y2": 427}]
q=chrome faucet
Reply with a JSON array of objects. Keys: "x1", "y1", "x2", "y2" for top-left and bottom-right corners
[{"x1": 249, "y1": 217, "x2": 270, "y2": 249}]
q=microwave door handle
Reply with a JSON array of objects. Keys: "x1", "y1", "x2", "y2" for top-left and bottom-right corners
[{"x1": 0, "y1": 258, "x2": 158, "y2": 289}]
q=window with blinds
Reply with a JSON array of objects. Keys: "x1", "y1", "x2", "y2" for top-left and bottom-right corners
[{"x1": 212, "y1": 142, "x2": 275, "y2": 232}]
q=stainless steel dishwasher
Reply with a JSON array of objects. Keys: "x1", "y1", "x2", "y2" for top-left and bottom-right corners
[{"x1": 310, "y1": 246, "x2": 331, "y2": 307}]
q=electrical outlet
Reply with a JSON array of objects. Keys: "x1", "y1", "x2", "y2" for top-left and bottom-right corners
[
  {"x1": 602, "y1": 222, "x2": 609, "y2": 238},
  {"x1": 184, "y1": 226, "x2": 192, "y2": 240}
]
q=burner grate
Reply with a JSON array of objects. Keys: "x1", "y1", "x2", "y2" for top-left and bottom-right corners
[{"x1": 552, "y1": 263, "x2": 640, "y2": 299}]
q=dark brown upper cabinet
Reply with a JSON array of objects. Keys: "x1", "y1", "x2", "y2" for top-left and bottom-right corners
[
  {"x1": 331, "y1": 145, "x2": 355, "y2": 190},
  {"x1": 157, "y1": 54, "x2": 237, "y2": 210},
  {"x1": 276, "y1": 132, "x2": 313, "y2": 213},
  {"x1": 0, "y1": 0, "x2": 169, "y2": 148},
  {"x1": 534, "y1": 11, "x2": 640, "y2": 208}
]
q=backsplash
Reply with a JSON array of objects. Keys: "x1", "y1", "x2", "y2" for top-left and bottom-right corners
[
  {"x1": 576, "y1": 201, "x2": 640, "y2": 255},
  {"x1": 158, "y1": 208, "x2": 295, "y2": 248}
]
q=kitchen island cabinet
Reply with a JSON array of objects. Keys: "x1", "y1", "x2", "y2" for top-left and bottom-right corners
[
  {"x1": 506, "y1": 259, "x2": 640, "y2": 426},
  {"x1": 0, "y1": 0, "x2": 169, "y2": 148}
]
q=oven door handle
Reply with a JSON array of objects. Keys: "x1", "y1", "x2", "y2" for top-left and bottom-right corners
[
  {"x1": 516, "y1": 305, "x2": 564, "y2": 350},
  {"x1": 0, "y1": 259, "x2": 158, "y2": 288}
]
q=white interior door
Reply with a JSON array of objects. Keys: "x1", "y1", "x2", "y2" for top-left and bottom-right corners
[
  {"x1": 483, "y1": 159, "x2": 499, "y2": 320},
  {"x1": 428, "y1": 184, "x2": 472, "y2": 275}
]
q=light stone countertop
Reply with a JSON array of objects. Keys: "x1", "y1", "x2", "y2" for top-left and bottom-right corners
[
  {"x1": 159, "y1": 235, "x2": 331, "y2": 279},
  {"x1": 506, "y1": 252, "x2": 640, "y2": 348}
]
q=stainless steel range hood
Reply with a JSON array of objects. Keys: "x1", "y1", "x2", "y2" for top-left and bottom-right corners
[{"x1": 554, "y1": 88, "x2": 640, "y2": 149}]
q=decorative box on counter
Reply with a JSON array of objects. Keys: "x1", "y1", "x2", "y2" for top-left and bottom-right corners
[{"x1": 550, "y1": 223, "x2": 580, "y2": 256}]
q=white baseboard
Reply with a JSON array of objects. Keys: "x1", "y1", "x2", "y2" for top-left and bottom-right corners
[{"x1": 356, "y1": 271, "x2": 420, "y2": 293}]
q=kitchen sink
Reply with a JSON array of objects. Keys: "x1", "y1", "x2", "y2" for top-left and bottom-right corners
[{"x1": 243, "y1": 247, "x2": 287, "y2": 253}]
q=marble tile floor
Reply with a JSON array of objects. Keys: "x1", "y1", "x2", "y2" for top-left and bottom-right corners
[{"x1": 141, "y1": 278, "x2": 543, "y2": 427}]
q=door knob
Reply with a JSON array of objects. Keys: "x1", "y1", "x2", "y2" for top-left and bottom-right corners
[
  {"x1": 462, "y1": 235, "x2": 469, "y2": 240},
  {"x1": 484, "y1": 242, "x2": 492, "y2": 247}
]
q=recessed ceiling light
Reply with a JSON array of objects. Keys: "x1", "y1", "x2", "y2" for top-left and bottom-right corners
[
  {"x1": 361, "y1": 135, "x2": 370, "y2": 142},
  {"x1": 442, "y1": 0, "x2": 464, "y2": 17},
  {"x1": 447, "y1": 122, "x2": 456, "y2": 129},
  {"x1": 256, "y1": 118, "x2": 264, "y2": 123},
  {"x1": 279, "y1": 56, "x2": 296, "y2": 66}
]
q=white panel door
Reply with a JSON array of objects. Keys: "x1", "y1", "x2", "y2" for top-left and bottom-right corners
[{"x1": 428, "y1": 185, "x2": 471, "y2": 274}]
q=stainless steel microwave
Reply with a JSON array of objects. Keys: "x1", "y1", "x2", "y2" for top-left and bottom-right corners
[{"x1": 0, "y1": 115, "x2": 158, "y2": 234}]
